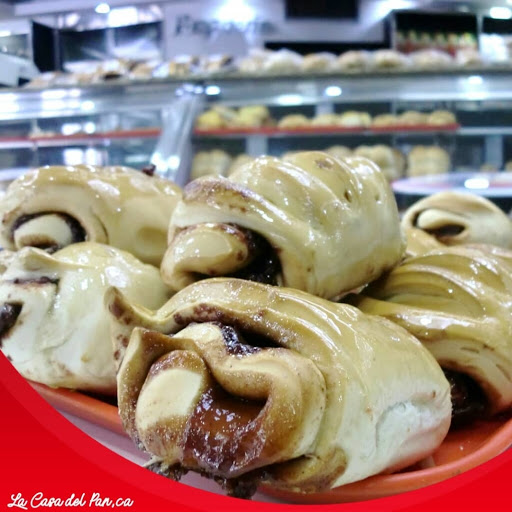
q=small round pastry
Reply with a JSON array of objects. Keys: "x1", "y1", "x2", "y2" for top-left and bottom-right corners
[
  {"x1": 233, "y1": 105, "x2": 272, "y2": 128},
  {"x1": 325, "y1": 145, "x2": 352, "y2": 160},
  {"x1": 401, "y1": 191, "x2": 512, "y2": 251},
  {"x1": 338, "y1": 111, "x2": 372, "y2": 128},
  {"x1": 0, "y1": 165, "x2": 181, "y2": 266},
  {"x1": 310, "y1": 113, "x2": 340, "y2": 127},
  {"x1": 373, "y1": 49, "x2": 410, "y2": 69},
  {"x1": 195, "y1": 109, "x2": 226, "y2": 130},
  {"x1": 278, "y1": 114, "x2": 310, "y2": 129},
  {"x1": 410, "y1": 49, "x2": 453, "y2": 69},
  {"x1": 371, "y1": 113, "x2": 398, "y2": 127},
  {"x1": 407, "y1": 146, "x2": 451, "y2": 177},
  {"x1": 455, "y1": 48, "x2": 483, "y2": 67},
  {"x1": 427, "y1": 110, "x2": 457, "y2": 125},
  {"x1": 398, "y1": 110, "x2": 429, "y2": 125},
  {"x1": 107, "y1": 278, "x2": 450, "y2": 496},
  {"x1": 237, "y1": 48, "x2": 273, "y2": 73},
  {"x1": 336, "y1": 50, "x2": 372, "y2": 72},
  {"x1": 0, "y1": 242, "x2": 170, "y2": 394},
  {"x1": 262, "y1": 49, "x2": 303, "y2": 73},
  {"x1": 355, "y1": 246, "x2": 512, "y2": 424},
  {"x1": 161, "y1": 151, "x2": 406, "y2": 300},
  {"x1": 190, "y1": 150, "x2": 232, "y2": 181},
  {"x1": 301, "y1": 52, "x2": 336, "y2": 72},
  {"x1": 353, "y1": 145, "x2": 405, "y2": 182}
]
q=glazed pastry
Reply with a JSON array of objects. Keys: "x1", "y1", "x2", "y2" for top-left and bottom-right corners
[
  {"x1": 336, "y1": 51, "x2": 371, "y2": 71},
  {"x1": 301, "y1": 53, "x2": 335, "y2": 72},
  {"x1": 373, "y1": 50, "x2": 409, "y2": 69},
  {"x1": 232, "y1": 106, "x2": 272, "y2": 128},
  {"x1": 398, "y1": 110, "x2": 428, "y2": 125},
  {"x1": 0, "y1": 165, "x2": 181, "y2": 266},
  {"x1": 353, "y1": 145, "x2": 405, "y2": 181},
  {"x1": 410, "y1": 49, "x2": 453, "y2": 69},
  {"x1": 310, "y1": 113, "x2": 340, "y2": 126},
  {"x1": 278, "y1": 114, "x2": 310, "y2": 129},
  {"x1": 338, "y1": 111, "x2": 372, "y2": 128},
  {"x1": 190, "y1": 151, "x2": 232, "y2": 181},
  {"x1": 354, "y1": 246, "x2": 512, "y2": 425},
  {"x1": 371, "y1": 114, "x2": 398, "y2": 127},
  {"x1": 262, "y1": 50, "x2": 303, "y2": 73},
  {"x1": 427, "y1": 110, "x2": 457, "y2": 125},
  {"x1": 407, "y1": 146, "x2": 451, "y2": 176},
  {"x1": 161, "y1": 151, "x2": 405, "y2": 299},
  {"x1": 196, "y1": 107, "x2": 237, "y2": 130},
  {"x1": 0, "y1": 243, "x2": 169, "y2": 394},
  {"x1": 107, "y1": 278, "x2": 451, "y2": 496},
  {"x1": 325, "y1": 145, "x2": 352, "y2": 160},
  {"x1": 401, "y1": 191, "x2": 512, "y2": 251}
]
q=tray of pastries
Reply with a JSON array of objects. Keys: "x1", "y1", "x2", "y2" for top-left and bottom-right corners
[{"x1": 1, "y1": 154, "x2": 512, "y2": 503}]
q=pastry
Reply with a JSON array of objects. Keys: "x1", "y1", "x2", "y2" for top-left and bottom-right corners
[
  {"x1": 401, "y1": 191, "x2": 512, "y2": 252},
  {"x1": 196, "y1": 106, "x2": 237, "y2": 130},
  {"x1": 277, "y1": 114, "x2": 310, "y2": 129},
  {"x1": 310, "y1": 113, "x2": 340, "y2": 126},
  {"x1": 371, "y1": 114, "x2": 398, "y2": 127},
  {"x1": 325, "y1": 145, "x2": 352, "y2": 160},
  {"x1": 354, "y1": 246, "x2": 512, "y2": 425},
  {"x1": 107, "y1": 278, "x2": 451, "y2": 496},
  {"x1": 190, "y1": 151, "x2": 232, "y2": 181},
  {"x1": 373, "y1": 49, "x2": 409, "y2": 69},
  {"x1": 0, "y1": 165, "x2": 181, "y2": 266},
  {"x1": 237, "y1": 48, "x2": 273, "y2": 73},
  {"x1": 455, "y1": 48, "x2": 483, "y2": 67},
  {"x1": 410, "y1": 49, "x2": 453, "y2": 69},
  {"x1": 353, "y1": 145, "x2": 406, "y2": 181},
  {"x1": 427, "y1": 110, "x2": 457, "y2": 125},
  {"x1": 161, "y1": 151, "x2": 405, "y2": 299},
  {"x1": 0, "y1": 242, "x2": 169, "y2": 394},
  {"x1": 338, "y1": 111, "x2": 372, "y2": 127},
  {"x1": 301, "y1": 52, "x2": 335, "y2": 72},
  {"x1": 336, "y1": 51, "x2": 371, "y2": 71},
  {"x1": 407, "y1": 146, "x2": 451, "y2": 176},
  {"x1": 232, "y1": 105, "x2": 272, "y2": 128},
  {"x1": 398, "y1": 110, "x2": 428, "y2": 125},
  {"x1": 480, "y1": 163, "x2": 498, "y2": 172},
  {"x1": 262, "y1": 50, "x2": 303, "y2": 73}
]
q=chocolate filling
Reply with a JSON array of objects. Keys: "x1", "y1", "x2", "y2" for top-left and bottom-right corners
[
  {"x1": 227, "y1": 229, "x2": 281, "y2": 286},
  {"x1": 11, "y1": 212, "x2": 87, "y2": 251},
  {"x1": 141, "y1": 164, "x2": 156, "y2": 176},
  {"x1": 0, "y1": 303, "x2": 22, "y2": 346},
  {"x1": 444, "y1": 369, "x2": 487, "y2": 428}
]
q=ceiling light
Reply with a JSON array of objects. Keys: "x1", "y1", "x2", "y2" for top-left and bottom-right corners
[
  {"x1": 95, "y1": 3, "x2": 111, "y2": 14},
  {"x1": 324, "y1": 86, "x2": 342, "y2": 97},
  {"x1": 489, "y1": 6, "x2": 512, "y2": 19},
  {"x1": 205, "y1": 85, "x2": 220, "y2": 95}
]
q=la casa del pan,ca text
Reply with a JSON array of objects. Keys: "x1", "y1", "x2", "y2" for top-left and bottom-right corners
[{"x1": 8, "y1": 492, "x2": 134, "y2": 509}]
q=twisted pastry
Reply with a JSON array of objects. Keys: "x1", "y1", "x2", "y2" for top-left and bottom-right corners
[
  {"x1": 0, "y1": 242, "x2": 169, "y2": 394},
  {"x1": 0, "y1": 165, "x2": 181, "y2": 266},
  {"x1": 402, "y1": 192, "x2": 512, "y2": 256},
  {"x1": 353, "y1": 246, "x2": 512, "y2": 425},
  {"x1": 107, "y1": 278, "x2": 451, "y2": 496},
  {"x1": 161, "y1": 151, "x2": 405, "y2": 299}
]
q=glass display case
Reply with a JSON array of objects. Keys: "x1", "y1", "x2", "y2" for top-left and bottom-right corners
[{"x1": 1, "y1": 67, "x2": 512, "y2": 190}]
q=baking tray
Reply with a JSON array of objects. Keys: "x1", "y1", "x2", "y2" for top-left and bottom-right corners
[{"x1": 30, "y1": 381, "x2": 512, "y2": 503}]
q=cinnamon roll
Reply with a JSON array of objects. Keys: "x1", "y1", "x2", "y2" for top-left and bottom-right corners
[
  {"x1": 0, "y1": 165, "x2": 181, "y2": 266},
  {"x1": 402, "y1": 191, "x2": 512, "y2": 255},
  {"x1": 161, "y1": 151, "x2": 405, "y2": 299},
  {"x1": 354, "y1": 246, "x2": 512, "y2": 426},
  {"x1": 107, "y1": 278, "x2": 451, "y2": 496},
  {"x1": 0, "y1": 242, "x2": 170, "y2": 394}
]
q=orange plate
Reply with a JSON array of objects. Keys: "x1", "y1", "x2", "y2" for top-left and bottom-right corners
[{"x1": 31, "y1": 381, "x2": 512, "y2": 504}]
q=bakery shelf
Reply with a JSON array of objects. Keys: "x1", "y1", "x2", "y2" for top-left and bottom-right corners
[{"x1": 193, "y1": 124, "x2": 461, "y2": 139}]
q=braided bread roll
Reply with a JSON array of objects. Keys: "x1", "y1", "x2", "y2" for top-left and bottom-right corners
[
  {"x1": 0, "y1": 242, "x2": 170, "y2": 394},
  {"x1": 0, "y1": 165, "x2": 181, "y2": 266},
  {"x1": 402, "y1": 192, "x2": 512, "y2": 256},
  {"x1": 106, "y1": 278, "x2": 451, "y2": 496},
  {"x1": 161, "y1": 152, "x2": 405, "y2": 299},
  {"x1": 354, "y1": 246, "x2": 512, "y2": 424}
]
